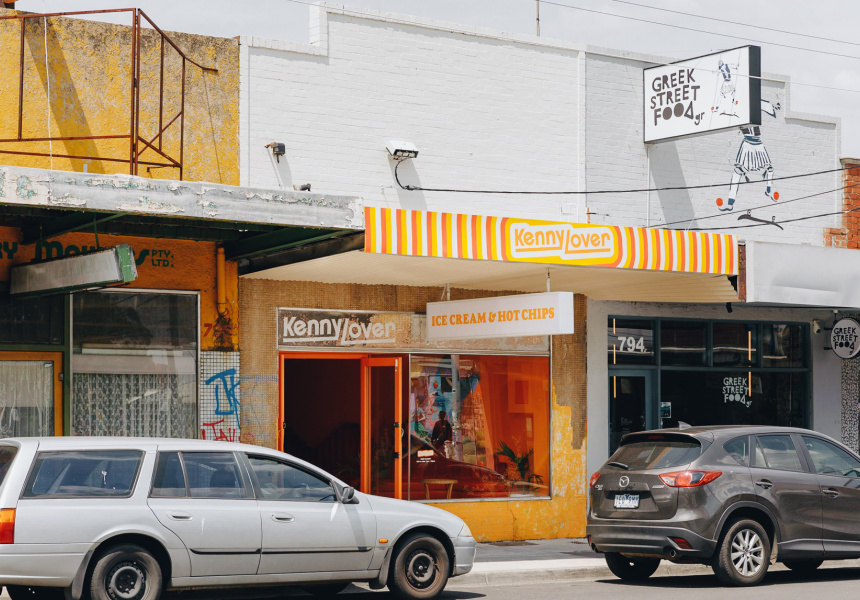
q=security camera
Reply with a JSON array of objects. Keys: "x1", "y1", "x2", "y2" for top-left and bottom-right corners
[
  {"x1": 386, "y1": 140, "x2": 419, "y2": 160},
  {"x1": 812, "y1": 319, "x2": 822, "y2": 335}
]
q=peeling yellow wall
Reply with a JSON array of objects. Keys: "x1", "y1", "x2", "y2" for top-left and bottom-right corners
[{"x1": 0, "y1": 8, "x2": 239, "y2": 184}]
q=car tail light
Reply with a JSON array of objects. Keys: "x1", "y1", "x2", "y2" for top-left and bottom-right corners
[
  {"x1": 659, "y1": 470, "x2": 722, "y2": 488},
  {"x1": 0, "y1": 509, "x2": 15, "y2": 544},
  {"x1": 589, "y1": 472, "x2": 601, "y2": 488},
  {"x1": 671, "y1": 537, "x2": 692, "y2": 550}
]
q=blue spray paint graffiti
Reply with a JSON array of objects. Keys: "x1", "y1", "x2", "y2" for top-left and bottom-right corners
[{"x1": 203, "y1": 368, "x2": 241, "y2": 442}]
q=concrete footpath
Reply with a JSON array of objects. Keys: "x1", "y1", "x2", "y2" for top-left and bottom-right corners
[{"x1": 451, "y1": 537, "x2": 860, "y2": 588}]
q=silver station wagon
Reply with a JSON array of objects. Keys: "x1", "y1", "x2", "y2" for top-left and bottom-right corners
[{"x1": 0, "y1": 437, "x2": 476, "y2": 600}]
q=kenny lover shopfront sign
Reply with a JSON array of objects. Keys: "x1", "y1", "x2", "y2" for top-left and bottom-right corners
[
  {"x1": 426, "y1": 292, "x2": 574, "y2": 340},
  {"x1": 364, "y1": 207, "x2": 738, "y2": 275}
]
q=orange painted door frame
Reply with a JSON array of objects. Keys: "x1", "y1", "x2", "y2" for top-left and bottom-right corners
[
  {"x1": 278, "y1": 351, "x2": 404, "y2": 499},
  {"x1": 361, "y1": 356, "x2": 403, "y2": 499},
  {"x1": 0, "y1": 351, "x2": 63, "y2": 436}
]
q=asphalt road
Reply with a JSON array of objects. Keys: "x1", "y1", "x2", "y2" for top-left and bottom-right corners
[{"x1": 143, "y1": 565, "x2": 860, "y2": 599}]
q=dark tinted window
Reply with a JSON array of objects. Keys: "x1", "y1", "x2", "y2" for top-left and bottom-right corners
[
  {"x1": 610, "y1": 438, "x2": 701, "y2": 471},
  {"x1": 183, "y1": 453, "x2": 247, "y2": 499},
  {"x1": 802, "y1": 436, "x2": 860, "y2": 477},
  {"x1": 0, "y1": 446, "x2": 17, "y2": 486},
  {"x1": 724, "y1": 436, "x2": 749, "y2": 466},
  {"x1": 713, "y1": 322, "x2": 756, "y2": 367},
  {"x1": 248, "y1": 455, "x2": 336, "y2": 502},
  {"x1": 763, "y1": 324, "x2": 806, "y2": 368},
  {"x1": 150, "y1": 452, "x2": 186, "y2": 498},
  {"x1": 661, "y1": 321, "x2": 706, "y2": 366},
  {"x1": 754, "y1": 435, "x2": 803, "y2": 472},
  {"x1": 24, "y1": 451, "x2": 142, "y2": 498},
  {"x1": 608, "y1": 318, "x2": 655, "y2": 366},
  {"x1": 0, "y1": 292, "x2": 63, "y2": 345}
]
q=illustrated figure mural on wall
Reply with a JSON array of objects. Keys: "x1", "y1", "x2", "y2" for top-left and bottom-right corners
[
  {"x1": 716, "y1": 99, "x2": 781, "y2": 212},
  {"x1": 711, "y1": 58, "x2": 739, "y2": 117}
]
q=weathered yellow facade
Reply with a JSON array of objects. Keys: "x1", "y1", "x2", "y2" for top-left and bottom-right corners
[{"x1": 0, "y1": 8, "x2": 239, "y2": 185}]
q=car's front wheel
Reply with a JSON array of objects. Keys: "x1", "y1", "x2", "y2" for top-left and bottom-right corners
[
  {"x1": 604, "y1": 552, "x2": 661, "y2": 580},
  {"x1": 712, "y1": 519, "x2": 771, "y2": 586},
  {"x1": 6, "y1": 586, "x2": 65, "y2": 600},
  {"x1": 388, "y1": 533, "x2": 450, "y2": 600},
  {"x1": 89, "y1": 544, "x2": 163, "y2": 600},
  {"x1": 783, "y1": 559, "x2": 823, "y2": 574}
]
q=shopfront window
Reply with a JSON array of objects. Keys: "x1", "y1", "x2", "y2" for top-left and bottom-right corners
[
  {"x1": 408, "y1": 354, "x2": 549, "y2": 500},
  {"x1": 608, "y1": 317, "x2": 810, "y2": 445},
  {"x1": 71, "y1": 291, "x2": 197, "y2": 438},
  {"x1": 607, "y1": 318, "x2": 654, "y2": 366}
]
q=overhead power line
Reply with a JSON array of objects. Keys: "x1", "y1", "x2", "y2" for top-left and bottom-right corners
[
  {"x1": 608, "y1": 0, "x2": 860, "y2": 49},
  {"x1": 677, "y1": 203, "x2": 860, "y2": 232},
  {"x1": 395, "y1": 160, "x2": 852, "y2": 196},
  {"x1": 538, "y1": 0, "x2": 860, "y2": 62}
]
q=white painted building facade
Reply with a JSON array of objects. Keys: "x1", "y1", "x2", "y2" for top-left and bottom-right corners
[{"x1": 237, "y1": 3, "x2": 856, "y2": 486}]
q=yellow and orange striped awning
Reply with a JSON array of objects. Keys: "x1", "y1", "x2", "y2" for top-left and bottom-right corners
[{"x1": 364, "y1": 206, "x2": 738, "y2": 276}]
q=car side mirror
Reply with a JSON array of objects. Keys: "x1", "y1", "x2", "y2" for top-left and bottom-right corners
[{"x1": 340, "y1": 486, "x2": 358, "y2": 504}]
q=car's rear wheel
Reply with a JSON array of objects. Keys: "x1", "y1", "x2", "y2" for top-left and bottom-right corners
[
  {"x1": 783, "y1": 559, "x2": 823, "y2": 573},
  {"x1": 712, "y1": 519, "x2": 770, "y2": 586},
  {"x1": 89, "y1": 543, "x2": 163, "y2": 600},
  {"x1": 6, "y1": 586, "x2": 65, "y2": 600},
  {"x1": 301, "y1": 582, "x2": 350, "y2": 596},
  {"x1": 604, "y1": 552, "x2": 661, "y2": 580},
  {"x1": 387, "y1": 533, "x2": 450, "y2": 600}
]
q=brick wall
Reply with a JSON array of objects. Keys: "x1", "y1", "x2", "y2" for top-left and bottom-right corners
[
  {"x1": 239, "y1": 277, "x2": 589, "y2": 540},
  {"x1": 824, "y1": 160, "x2": 860, "y2": 248}
]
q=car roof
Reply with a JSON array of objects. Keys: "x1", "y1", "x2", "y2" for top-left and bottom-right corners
[
  {"x1": 0, "y1": 437, "x2": 283, "y2": 455},
  {"x1": 625, "y1": 425, "x2": 831, "y2": 440}
]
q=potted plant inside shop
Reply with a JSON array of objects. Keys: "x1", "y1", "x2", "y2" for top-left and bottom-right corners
[{"x1": 494, "y1": 441, "x2": 544, "y2": 496}]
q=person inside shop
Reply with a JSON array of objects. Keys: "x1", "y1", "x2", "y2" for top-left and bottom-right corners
[{"x1": 430, "y1": 410, "x2": 453, "y2": 453}]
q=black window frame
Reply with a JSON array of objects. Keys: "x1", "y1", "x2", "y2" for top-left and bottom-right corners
[{"x1": 22, "y1": 450, "x2": 144, "y2": 499}]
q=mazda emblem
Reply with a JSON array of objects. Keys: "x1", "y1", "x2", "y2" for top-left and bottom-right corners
[{"x1": 619, "y1": 476, "x2": 630, "y2": 488}]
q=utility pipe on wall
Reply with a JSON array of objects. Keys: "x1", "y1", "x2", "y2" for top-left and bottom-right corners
[{"x1": 216, "y1": 246, "x2": 227, "y2": 316}]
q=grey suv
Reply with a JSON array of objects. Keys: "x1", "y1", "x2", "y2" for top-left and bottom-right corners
[{"x1": 586, "y1": 425, "x2": 860, "y2": 586}]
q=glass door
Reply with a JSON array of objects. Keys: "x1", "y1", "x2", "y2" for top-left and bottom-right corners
[
  {"x1": 608, "y1": 370, "x2": 654, "y2": 453},
  {"x1": 0, "y1": 352, "x2": 63, "y2": 436},
  {"x1": 361, "y1": 357, "x2": 404, "y2": 499}
]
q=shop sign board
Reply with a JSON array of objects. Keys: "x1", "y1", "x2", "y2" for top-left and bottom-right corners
[
  {"x1": 831, "y1": 318, "x2": 860, "y2": 359},
  {"x1": 644, "y1": 46, "x2": 761, "y2": 143},
  {"x1": 426, "y1": 292, "x2": 574, "y2": 341},
  {"x1": 10, "y1": 244, "x2": 137, "y2": 297},
  {"x1": 364, "y1": 207, "x2": 738, "y2": 275}
]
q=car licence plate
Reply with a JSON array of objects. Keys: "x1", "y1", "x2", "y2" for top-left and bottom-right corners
[{"x1": 614, "y1": 493, "x2": 639, "y2": 509}]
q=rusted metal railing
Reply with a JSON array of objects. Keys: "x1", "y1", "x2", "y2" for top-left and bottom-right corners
[{"x1": 0, "y1": 8, "x2": 218, "y2": 179}]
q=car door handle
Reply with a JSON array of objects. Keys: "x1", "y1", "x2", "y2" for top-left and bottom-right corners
[
  {"x1": 823, "y1": 488, "x2": 840, "y2": 498},
  {"x1": 754, "y1": 480, "x2": 773, "y2": 489},
  {"x1": 167, "y1": 512, "x2": 193, "y2": 521},
  {"x1": 271, "y1": 513, "x2": 295, "y2": 523}
]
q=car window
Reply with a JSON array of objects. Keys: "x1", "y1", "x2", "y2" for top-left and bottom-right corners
[
  {"x1": 802, "y1": 436, "x2": 860, "y2": 477},
  {"x1": 610, "y1": 437, "x2": 701, "y2": 471},
  {"x1": 754, "y1": 435, "x2": 803, "y2": 472},
  {"x1": 182, "y1": 452, "x2": 248, "y2": 499},
  {"x1": 724, "y1": 436, "x2": 749, "y2": 466},
  {"x1": 0, "y1": 446, "x2": 17, "y2": 486},
  {"x1": 151, "y1": 452, "x2": 186, "y2": 498},
  {"x1": 247, "y1": 455, "x2": 337, "y2": 502},
  {"x1": 23, "y1": 451, "x2": 143, "y2": 498}
]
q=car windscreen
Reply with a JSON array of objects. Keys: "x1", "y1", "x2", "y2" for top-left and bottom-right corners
[
  {"x1": 609, "y1": 437, "x2": 702, "y2": 471},
  {"x1": 0, "y1": 446, "x2": 17, "y2": 487}
]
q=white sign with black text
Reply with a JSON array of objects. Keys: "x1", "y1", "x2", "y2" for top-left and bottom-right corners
[
  {"x1": 644, "y1": 46, "x2": 761, "y2": 143},
  {"x1": 426, "y1": 292, "x2": 574, "y2": 340},
  {"x1": 831, "y1": 318, "x2": 860, "y2": 359}
]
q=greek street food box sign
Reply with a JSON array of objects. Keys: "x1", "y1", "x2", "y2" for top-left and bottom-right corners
[
  {"x1": 426, "y1": 292, "x2": 575, "y2": 341},
  {"x1": 644, "y1": 46, "x2": 761, "y2": 143},
  {"x1": 831, "y1": 318, "x2": 860, "y2": 359}
]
